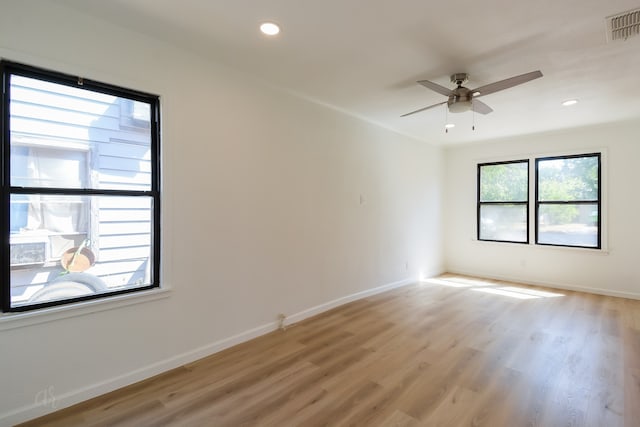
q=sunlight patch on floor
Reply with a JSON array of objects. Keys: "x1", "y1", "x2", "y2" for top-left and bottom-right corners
[
  {"x1": 500, "y1": 286, "x2": 564, "y2": 298},
  {"x1": 471, "y1": 287, "x2": 539, "y2": 300},
  {"x1": 421, "y1": 278, "x2": 473, "y2": 288},
  {"x1": 439, "y1": 276, "x2": 494, "y2": 287},
  {"x1": 421, "y1": 275, "x2": 565, "y2": 300}
]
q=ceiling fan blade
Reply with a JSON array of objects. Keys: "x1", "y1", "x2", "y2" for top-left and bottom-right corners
[
  {"x1": 400, "y1": 101, "x2": 447, "y2": 117},
  {"x1": 471, "y1": 70, "x2": 543, "y2": 97},
  {"x1": 417, "y1": 80, "x2": 453, "y2": 97},
  {"x1": 472, "y1": 99, "x2": 493, "y2": 115}
]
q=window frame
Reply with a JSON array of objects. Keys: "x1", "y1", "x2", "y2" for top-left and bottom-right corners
[
  {"x1": 535, "y1": 153, "x2": 601, "y2": 250},
  {"x1": 0, "y1": 60, "x2": 161, "y2": 312},
  {"x1": 477, "y1": 159, "x2": 530, "y2": 244}
]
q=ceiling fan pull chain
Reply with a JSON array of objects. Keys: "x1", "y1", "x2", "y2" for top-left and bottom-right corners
[
  {"x1": 472, "y1": 104, "x2": 476, "y2": 131},
  {"x1": 445, "y1": 104, "x2": 449, "y2": 133}
]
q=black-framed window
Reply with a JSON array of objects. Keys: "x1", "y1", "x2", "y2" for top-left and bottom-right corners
[
  {"x1": 536, "y1": 153, "x2": 600, "y2": 249},
  {"x1": 1, "y1": 61, "x2": 161, "y2": 312},
  {"x1": 477, "y1": 160, "x2": 529, "y2": 243}
]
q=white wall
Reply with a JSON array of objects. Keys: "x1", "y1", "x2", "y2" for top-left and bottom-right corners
[
  {"x1": 444, "y1": 120, "x2": 640, "y2": 298},
  {"x1": 0, "y1": 1, "x2": 444, "y2": 424}
]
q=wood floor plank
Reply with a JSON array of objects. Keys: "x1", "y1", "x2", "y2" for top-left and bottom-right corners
[
  {"x1": 378, "y1": 409, "x2": 421, "y2": 427},
  {"x1": 463, "y1": 367, "x2": 524, "y2": 427},
  {"x1": 334, "y1": 361, "x2": 429, "y2": 426},
  {"x1": 18, "y1": 274, "x2": 640, "y2": 427},
  {"x1": 419, "y1": 385, "x2": 479, "y2": 426},
  {"x1": 624, "y1": 368, "x2": 640, "y2": 427}
]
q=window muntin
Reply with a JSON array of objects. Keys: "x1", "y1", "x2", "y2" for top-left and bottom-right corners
[
  {"x1": 535, "y1": 154, "x2": 600, "y2": 249},
  {"x1": 477, "y1": 160, "x2": 529, "y2": 243},
  {"x1": 2, "y1": 61, "x2": 160, "y2": 312}
]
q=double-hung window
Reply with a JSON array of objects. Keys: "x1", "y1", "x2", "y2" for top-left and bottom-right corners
[
  {"x1": 1, "y1": 61, "x2": 161, "y2": 312},
  {"x1": 477, "y1": 160, "x2": 529, "y2": 243},
  {"x1": 536, "y1": 153, "x2": 601, "y2": 248}
]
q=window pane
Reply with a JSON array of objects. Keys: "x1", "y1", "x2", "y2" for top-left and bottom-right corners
[
  {"x1": 10, "y1": 194, "x2": 89, "y2": 237},
  {"x1": 480, "y1": 162, "x2": 528, "y2": 202},
  {"x1": 10, "y1": 194, "x2": 153, "y2": 308},
  {"x1": 538, "y1": 156, "x2": 599, "y2": 202},
  {"x1": 538, "y1": 203, "x2": 598, "y2": 247},
  {"x1": 479, "y1": 204, "x2": 527, "y2": 242},
  {"x1": 11, "y1": 145, "x2": 87, "y2": 188},
  {"x1": 9, "y1": 75, "x2": 152, "y2": 190}
]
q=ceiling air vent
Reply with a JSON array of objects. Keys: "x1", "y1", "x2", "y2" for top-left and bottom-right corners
[{"x1": 606, "y1": 9, "x2": 640, "y2": 42}]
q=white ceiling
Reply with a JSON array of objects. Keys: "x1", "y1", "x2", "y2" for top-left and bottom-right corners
[{"x1": 60, "y1": 0, "x2": 640, "y2": 145}]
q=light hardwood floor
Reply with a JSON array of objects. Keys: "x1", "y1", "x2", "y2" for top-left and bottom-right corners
[{"x1": 19, "y1": 274, "x2": 640, "y2": 426}]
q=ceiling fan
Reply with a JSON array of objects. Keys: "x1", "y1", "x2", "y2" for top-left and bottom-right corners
[{"x1": 401, "y1": 70, "x2": 543, "y2": 117}]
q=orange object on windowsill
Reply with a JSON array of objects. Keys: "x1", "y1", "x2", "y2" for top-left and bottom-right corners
[{"x1": 61, "y1": 246, "x2": 96, "y2": 272}]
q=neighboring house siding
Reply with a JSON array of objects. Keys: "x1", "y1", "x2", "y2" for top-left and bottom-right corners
[{"x1": 9, "y1": 78, "x2": 152, "y2": 300}]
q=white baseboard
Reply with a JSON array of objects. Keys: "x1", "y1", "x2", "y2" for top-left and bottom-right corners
[
  {"x1": 0, "y1": 276, "x2": 416, "y2": 426},
  {"x1": 284, "y1": 277, "x2": 415, "y2": 327},
  {"x1": 445, "y1": 268, "x2": 640, "y2": 300}
]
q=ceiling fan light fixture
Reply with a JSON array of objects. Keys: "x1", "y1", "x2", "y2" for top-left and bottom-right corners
[
  {"x1": 448, "y1": 99, "x2": 472, "y2": 113},
  {"x1": 562, "y1": 99, "x2": 578, "y2": 106},
  {"x1": 260, "y1": 22, "x2": 280, "y2": 36},
  {"x1": 445, "y1": 123, "x2": 455, "y2": 129},
  {"x1": 472, "y1": 91, "x2": 481, "y2": 96}
]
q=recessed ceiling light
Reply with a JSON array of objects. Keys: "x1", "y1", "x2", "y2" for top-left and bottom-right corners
[
  {"x1": 562, "y1": 99, "x2": 578, "y2": 106},
  {"x1": 260, "y1": 22, "x2": 280, "y2": 36},
  {"x1": 445, "y1": 123, "x2": 455, "y2": 129}
]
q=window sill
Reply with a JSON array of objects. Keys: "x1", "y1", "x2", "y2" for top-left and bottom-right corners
[
  {"x1": 531, "y1": 243, "x2": 609, "y2": 255},
  {"x1": 473, "y1": 238, "x2": 609, "y2": 255},
  {"x1": 0, "y1": 287, "x2": 170, "y2": 331}
]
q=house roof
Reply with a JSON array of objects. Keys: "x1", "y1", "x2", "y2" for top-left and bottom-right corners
[{"x1": 60, "y1": 0, "x2": 640, "y2": 144}]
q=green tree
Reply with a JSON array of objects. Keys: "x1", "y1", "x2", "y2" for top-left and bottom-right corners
[
  {"x1": 538, "y1": 156, "x2": 598, "y2": 225},
  {"x1": 480, "y1": 163, "x2": 527, "y2": 202}
]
